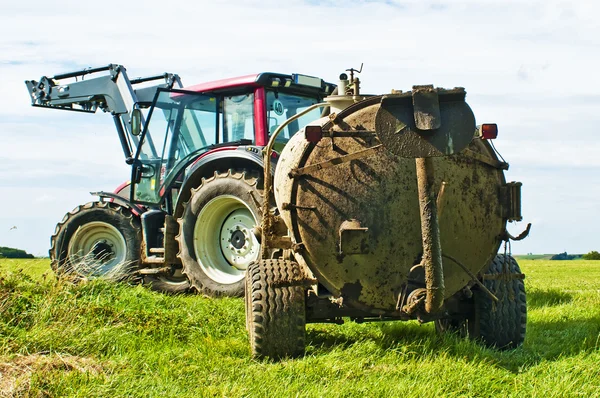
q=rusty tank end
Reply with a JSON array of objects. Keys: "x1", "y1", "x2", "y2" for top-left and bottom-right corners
[
  {"x1": 246, "y1": 72, "x2": 528, "y2": 359},
  {"x1": 273, "y1": 90, "x2": 508, "y2": 315}
]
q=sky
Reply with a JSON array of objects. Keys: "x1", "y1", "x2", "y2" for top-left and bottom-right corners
[{"x1": 0, "y1": 0, "x2": 598, "y2": 256}]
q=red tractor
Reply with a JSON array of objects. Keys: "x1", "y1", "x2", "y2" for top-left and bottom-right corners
[{"x1": 26, "y1": 64, "x2": 335, "y2": 295}]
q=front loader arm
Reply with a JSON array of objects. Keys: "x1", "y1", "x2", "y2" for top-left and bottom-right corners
[
  {"x1": 25, "y1": 64, "x2": 181, "y2": 114},
  {"x1": 25, "y1": 64, "x2": 182, "y2": 160}
]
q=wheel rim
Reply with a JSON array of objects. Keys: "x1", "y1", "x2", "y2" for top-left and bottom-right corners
[
  {"x1": 193, "y1": 195, "x2": 260, "y2": 284},
  {"x1": 67, "y1": 221, "x2": 127, "y2": 276}
]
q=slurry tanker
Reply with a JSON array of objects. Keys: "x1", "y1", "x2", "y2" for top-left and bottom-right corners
[{"x1": 245, "y1": 68, "x2": 530, "y2": 358}]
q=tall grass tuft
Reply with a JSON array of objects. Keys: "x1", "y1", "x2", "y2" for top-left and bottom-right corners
[
  {"x1": 56, "y1": 251, "x2": 138, "y2": 283},
  {"x1": 0, "y1": 258, "x2": 599, "y2": 397}
]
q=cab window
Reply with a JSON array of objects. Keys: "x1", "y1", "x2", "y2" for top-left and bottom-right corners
[
  {"x1": 223, "y1": 93, "x2": 254, "y2": 142},
  {"x1": 266, "y1": 91, "x2": 321, "y2": 148}
]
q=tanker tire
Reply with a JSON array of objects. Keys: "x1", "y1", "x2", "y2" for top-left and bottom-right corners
[
  {"x1": 246, "y1": 259, "x2": 306, "y2": 359},
  {"x1": 177, "y1": 170, "x2": 263, "y2": 297},
  {"x1": 49, "y1": 202, "x2": 141, "y2": 282},
  {"x1": 473, "y1": 254, "x2": 527, "y2": 349},
  {"x1": 435, "y1": 254, "x2": 526, "y2": 349},
  {"x1": 434, "y1": 317, "x2": 468, "y2": 337}
]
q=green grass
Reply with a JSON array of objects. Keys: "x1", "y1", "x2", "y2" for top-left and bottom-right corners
[{"x1": 1, "y1": 259, "x2": 599, "y2": 397}]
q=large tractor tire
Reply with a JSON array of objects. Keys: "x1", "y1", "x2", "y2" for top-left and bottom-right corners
[
  {"x1": 436, "y1": 254, "x2": 527, "y2": 349},
  {"x1": 245, "y1": 259, "x2": 306, "y2": 359},
  {"x1": 177, "y1": 170, "x2": 262, "y2": 297},
  {"x1": 49, "y1": 202, "x2": 141, "y2": 281}
]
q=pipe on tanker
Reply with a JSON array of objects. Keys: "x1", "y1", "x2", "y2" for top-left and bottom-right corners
[{"x1": 415, "y1": 157, "x2": 445, "y2": 313}]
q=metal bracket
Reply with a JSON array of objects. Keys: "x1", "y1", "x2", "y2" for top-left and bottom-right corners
[
  {"x1": 504, "y1": 223, "x2": 532, "y2": 242},
  {"x1": 460, "y1": 148, "x2": 509, "y2": 170},
  {"x1": 412, "y1": 85, "x2": 441, "y2": 130},
  {"x1": 339, "y1": 220, "x2": 369, "y2": 255},
  {"x1": 289, "y1": 145, "x2": 383, "y2": 178}
]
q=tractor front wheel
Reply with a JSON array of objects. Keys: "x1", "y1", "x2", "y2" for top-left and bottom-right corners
[{"x1": 49, "y1": 202, "x2": 141, "y2": 281}]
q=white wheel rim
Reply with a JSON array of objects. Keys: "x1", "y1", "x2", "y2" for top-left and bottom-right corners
[
  {"x1": 67, "y1": 221, "x2": 127, "y2": 276},
  {"x1": 193, "y1": 195, "x2": 260, "y2": 285}
]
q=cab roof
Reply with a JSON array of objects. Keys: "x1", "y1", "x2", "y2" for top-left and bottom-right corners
[{"x1": 182, "y1": 72, "x2": 335, "y2": 96}]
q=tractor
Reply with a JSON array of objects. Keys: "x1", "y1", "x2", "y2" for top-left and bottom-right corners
[{"x1": 26, "y1": 64, "x2": 335, "y2": 295}]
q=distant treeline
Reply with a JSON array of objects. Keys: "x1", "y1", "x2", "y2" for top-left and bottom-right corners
[
  {"x1": 516, "y1": 251, "x2": 600, "y2": 261},
  {"x1": 550, "y1": 252, "x2": 582, "y2": 260},
  {"x1": 550, "y1": 251, "x2": 600, "y2": 260},
  {"x1": 0, "y1": 246, "x2": 34, "y2": 259}
]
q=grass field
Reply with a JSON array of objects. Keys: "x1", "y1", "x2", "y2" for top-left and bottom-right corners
[{"x1": 1, "y1": 258, "x2": 599, "y2": 397}]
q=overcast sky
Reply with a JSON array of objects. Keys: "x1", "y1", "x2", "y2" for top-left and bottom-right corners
[{"x1": 0, "y1": 0, "x2": 598, "y2": 256}]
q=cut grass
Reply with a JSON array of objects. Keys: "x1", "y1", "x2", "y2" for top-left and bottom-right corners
[{"x1": 0, "y1": 259, "x2": 599, "y2": 397}]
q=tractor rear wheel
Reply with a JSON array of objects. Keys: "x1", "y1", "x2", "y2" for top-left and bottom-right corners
[
  {"x1": 435, "y1": 254, "x2": 527, "y2": 349},
  {"x1": 245, "y1": 259, "x2": 306, "y2": 359},
  {"x1": 177, "y1": 170, "x2": 262, "y2": 297},
  {"x1": 49, "y1": 202, "x2": 141, "y2": 281}
]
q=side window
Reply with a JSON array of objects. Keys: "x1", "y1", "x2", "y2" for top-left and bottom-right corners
[
  {"x1": 138, "y1": 105, "x2": 179, "y2": 161},
  {"x1": 180, "y1": 99, "x2": 218, "y2": 151},
  {"x1": 223, "y1": 93, "x2": 254, "y2": 143}
]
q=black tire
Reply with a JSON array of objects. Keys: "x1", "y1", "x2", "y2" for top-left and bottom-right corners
[
  {"x1": 49, "y1": 201, "x2": 141, "y2": 281},
  {"x1": 474, "y1": 254, "x2": 527, "y2": 349},
  {"x1": 436, "y1": 254, "x2": 527, "y2": 349},
  {"x1": 143, "y1": 270, "x2": 191, "y2": 294},
  {"x1": 177, "y1": 170, "x2": 263, "y2": 297},
  {"x1": 246, "y1": 259, "x2": 306, "y2": 359},
  {"x1": 434, "y1": 317, "x2": 469, "y2": 337}
]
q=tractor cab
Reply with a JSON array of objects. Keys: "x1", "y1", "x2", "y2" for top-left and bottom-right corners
[
  {"x1": 26, "y1": 64, "x2": 335, "y2": 295},
  {"x1": 130, "y1": 73, "x2": 335, "y2": 206}
]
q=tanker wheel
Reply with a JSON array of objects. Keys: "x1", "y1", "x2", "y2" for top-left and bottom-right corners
[
  {"x1": 436, "y1": 254, "x2": 527, "y2": 349},
  {"x1": 473, "y1": 254, "x2": 527, "y2": 349},
  {"x1": 245, "y1": 259, "x2": 306, "y2": 359},
  {"x1": 49, "y1": 202, "x2": 141, "y2": 281},
  {"x1": 177, "y1": 170, "x2": 262, "y2": 297}
]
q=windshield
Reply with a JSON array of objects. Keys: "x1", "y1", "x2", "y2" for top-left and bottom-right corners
[
  {"x1": 266, "y1": 91, "x2": 321, "y2": 151},
  {"x1": 133, "y1": 89, "x2": 218, "y2": 203}
]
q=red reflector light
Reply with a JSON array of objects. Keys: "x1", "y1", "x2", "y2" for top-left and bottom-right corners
[
  {"x1": 480, "y1": 124, "x2": 498, "y2": 140},
  {"x1": 305, "y1": 125, "x2": 323, "y2": 143}
]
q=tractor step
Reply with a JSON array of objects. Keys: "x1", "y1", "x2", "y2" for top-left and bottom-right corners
[{"x1": 138, "y1": 266, "x2": 170, "y2": 275}]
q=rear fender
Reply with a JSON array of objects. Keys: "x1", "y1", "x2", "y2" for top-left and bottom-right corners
[
  {"x1": 91, "y1": 190, "x2": 145, "y2": 216},
  {"x1": 173, "y1": 147, "x2": 269, "y2": 218}
]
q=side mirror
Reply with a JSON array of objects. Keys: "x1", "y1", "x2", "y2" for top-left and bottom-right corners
[{"x1": 131, "y1": 108, "x2": 142, "y2": 136}]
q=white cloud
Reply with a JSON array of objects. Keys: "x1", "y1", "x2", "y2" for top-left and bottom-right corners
[{"x1": 0, "y1": 0, "x2": 598, "y2": 255}]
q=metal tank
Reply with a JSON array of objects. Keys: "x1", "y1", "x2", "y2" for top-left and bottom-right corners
[{"x1": 245, "y1": 70, "x2": 530, "y2": 359}]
